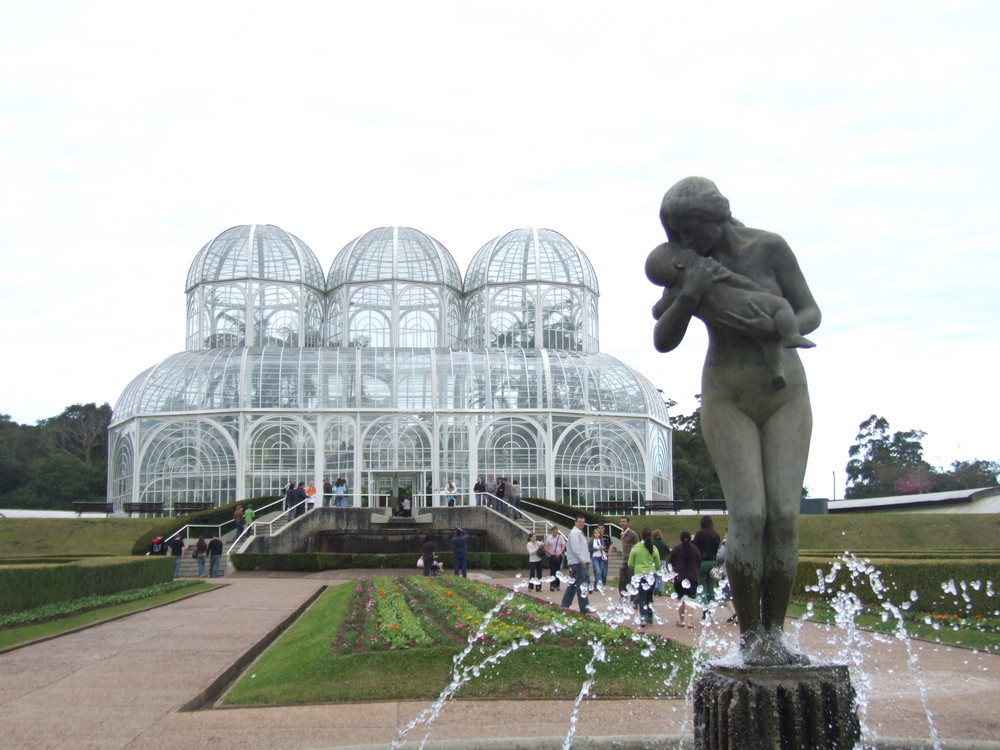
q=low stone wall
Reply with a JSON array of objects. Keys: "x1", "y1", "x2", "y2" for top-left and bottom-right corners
[{"x1": 244, "y1": 507, "x2": 530, "y2": 556}]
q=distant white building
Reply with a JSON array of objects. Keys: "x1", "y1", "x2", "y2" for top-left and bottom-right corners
[
  {"x1": 108, "y1": 225, "x2": 672, "y2": 514},
  {"x1": 828, "y1": 487, "x2": 1000, "y2": 514}
]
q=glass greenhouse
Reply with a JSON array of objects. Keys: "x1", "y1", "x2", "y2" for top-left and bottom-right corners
[{"x1": 109, "y1": 225, "x2": 672, "y2": 513}]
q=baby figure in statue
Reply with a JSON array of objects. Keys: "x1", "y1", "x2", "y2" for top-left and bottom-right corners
[{"x1": 646, "y1": 240, "x2": 815, "y2": 391}]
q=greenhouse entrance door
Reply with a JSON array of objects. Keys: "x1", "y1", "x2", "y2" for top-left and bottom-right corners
[{"x1": 367, "y1": 472, "x2": 424, "y2": 510}]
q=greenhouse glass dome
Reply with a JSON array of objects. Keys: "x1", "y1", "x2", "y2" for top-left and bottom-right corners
[{"x1": 109, "y1": 225, "x2": 672, "y2": 513}]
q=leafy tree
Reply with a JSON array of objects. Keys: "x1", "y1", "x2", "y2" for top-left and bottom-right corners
[
  {"x1": 0, "y1": 404, "x2": 111, "y2": 509},
  {"x1": 0, "y1": 421, "x2": 47, "y2": 499},
  {"x1": 16, "y1": 452, "x2": 106, "y2": 510},
  {"x1": 843, "y1": 414, "x2": 999, "y2": 498},
  {"x1": 932, "y1": 459, "x2": 1000, "y2": 492},
  {"x1": 38, "y1": 403, "x2": 112, "y2": 465},
  {"x1": 669, "y1": 397, "x2": 723, "y2": 505},
  {"x1": 845, "y1": 415, "x2": 934, "y2": 498}
]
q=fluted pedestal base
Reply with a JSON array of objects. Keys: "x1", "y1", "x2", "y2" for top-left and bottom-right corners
[{"x1": 694, "y1": 663, "x2": 860, "y2": 750}]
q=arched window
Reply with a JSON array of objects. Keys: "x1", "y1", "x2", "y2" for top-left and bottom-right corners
[
  {"x1": 349, "y1": 287, "x2": 392, "y2": 347},
  {"x1": 399, "y1": 286, "x2": 440, "y2": 348},
  {"x1": 245, "y1": 417, "x2": 315, "y2": 498},
  {"x1": 554, "y1": 420, "x2": 645, "y2": 509},
  {"x1": 138, "y1": 419, "x2": 237, "y2": 510},
  {"x1": 490, "y1": 288, "x2": 535, "y2": 348}
]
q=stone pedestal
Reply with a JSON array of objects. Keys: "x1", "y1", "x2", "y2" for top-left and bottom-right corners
[{"x1": 693, "y1": 663, "x2": 860, "y2": 750}]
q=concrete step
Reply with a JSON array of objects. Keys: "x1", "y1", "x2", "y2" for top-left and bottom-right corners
[{"x1": 173, "y1": 552, "x2": 229, "y2": 578}]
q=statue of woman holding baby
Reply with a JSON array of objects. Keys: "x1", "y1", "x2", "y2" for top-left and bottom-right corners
[{"x1": 646, "y1": 176, "x2": 821, "y2": 666}]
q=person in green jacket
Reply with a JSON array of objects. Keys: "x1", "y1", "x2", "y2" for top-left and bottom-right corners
[
  {"x1": 244, "y1": 505, "x2": 255, "y2": 531},
  {"x1": 628, "y1": 528, "x2": 661, "y2": 627}
]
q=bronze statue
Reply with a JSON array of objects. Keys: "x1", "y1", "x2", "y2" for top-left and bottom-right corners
[{"x1": 646, "y1": 177, "x2": 821, "y2": 665}]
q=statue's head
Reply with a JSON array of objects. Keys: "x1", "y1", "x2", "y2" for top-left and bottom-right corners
[{"x1": 660, "y1": 177, "x2": 732, "y2": 243}]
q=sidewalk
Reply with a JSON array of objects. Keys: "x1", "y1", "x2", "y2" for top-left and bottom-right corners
[{"x1": 0, "y1": 570, "x2": 997, "y2": 749}]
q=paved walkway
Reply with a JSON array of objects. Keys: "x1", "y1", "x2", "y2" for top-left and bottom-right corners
[{"x1": 1, "y1": 570, "x2": 998, "y2": 749}]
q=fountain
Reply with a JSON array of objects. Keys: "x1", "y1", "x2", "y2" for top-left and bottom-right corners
[{"x1": 646, "y1": 177, "x2": 860, "y2": 748}]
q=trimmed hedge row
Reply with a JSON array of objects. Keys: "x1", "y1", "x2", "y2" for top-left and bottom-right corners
[
  {"x1": 794, "y1": 557, "x2": 1000, "y2": 618},
  {"x1": 0, "y1": 556, "x2": 175, "y2": 614},
  {"x1": 130, "y1": 495, "x2": 281, "y2": 555},
  {"x1": 523, "y1": 498, "x2": 608, "y2": 528},
  {"x1": 231, "y1": 551, "x2": 526, "y2": 573}
]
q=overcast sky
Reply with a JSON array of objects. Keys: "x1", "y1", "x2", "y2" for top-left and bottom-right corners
[{"x1": 1, "y1": 0, "x2": 997, "y2": 498}]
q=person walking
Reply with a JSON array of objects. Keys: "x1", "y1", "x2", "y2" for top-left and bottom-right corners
[
  {"x1": 694, "y1": 515, "x2": 722, "y2": 615},
  {"x1": 510, "y1": 479, "x2": 522, "y2": 512},
  {"x1": 284, "y1": 480, "x2": 296, "y2": 521},
  {"x1": 669, "y1": 530, "x2": 702, "y2": 628},
  {"x1": 485, "y1": 474, "x2": 497, "y2": 508},
  {"x1": 244, "y1": 505, "x2": 255, "y2": 531},
  {"x1": 208, "y1": 532, "x2": 223, "y2": 578},
  {"x1": 591, "y1": 526, "x2": 609, "y2": 587},
  {"x1": 495, "y1": 477, "x2": 507, "y2": 515},
  {"x1": 168, "y1": 533, "x2": 185, "y2": 578},
  {"x1": 421, "y1": 535, "x2": 436, "y2": 577},
  {"x1": 561, "y1": 516, "x2": 595, "y2": 613},
  {"x1": 652, "y1": 529, "x2": 670, "y2": 595},
  {"x1": 193, "y1": 537, "x2": 208, "y2": 577},
  {"x1": 292, "y1": 481, "x2": 308, "y2": 518},
  {"x1": 233, "y1": 505, "x2": 245, "y2": 538},
  {"x1": 629, "y1": 528, "x2": 661, "y2": 627},
  {"x1": 334, "y1": 477, "x2": 348, "y2": 507},
  {"x1": 526, "y1": 532, "x2": 545, "y2": 591},
  {"x1": 618, "y1": 517, "x2": 639, "y2": 602},
  {"x1": 543, "y1": 526, "x2": 566, "y2": 592},
  {"x1": 451, "y1": 527, "x2": 469, "y2": 577}
]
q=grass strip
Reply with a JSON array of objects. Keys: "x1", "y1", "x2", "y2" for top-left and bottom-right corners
[
  {"x1": 0, "y1": 580, "x2": 202, "y2": 628},
  {"x1": 0, "y1": 581, "x2": 215, "y2": 651}
]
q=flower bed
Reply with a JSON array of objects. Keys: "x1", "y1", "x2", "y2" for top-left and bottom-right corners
[{"x1": 336, "y1": 576, "x2": 670, "y2": 655}]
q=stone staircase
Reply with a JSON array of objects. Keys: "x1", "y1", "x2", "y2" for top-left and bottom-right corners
[
  {"x1": 173, "y1": 509, "x2": 291, "y2": 578},
  {"x1": 506, "y1": 512, "x2": 623, "y2": 575}
]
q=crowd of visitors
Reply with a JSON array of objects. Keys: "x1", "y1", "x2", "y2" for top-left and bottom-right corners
[{"x1": 518, "y1": 515, "x2": 733, "y2": 632}]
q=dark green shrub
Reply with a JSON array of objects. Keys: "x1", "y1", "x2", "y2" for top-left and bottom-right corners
[
  {"x1": 230, "y1": 551, "x2": 525, "y2": 573},
  {"x1": 794, "y1": 557, "x2": 1000, "y2": 618},
  {"x1": 523, "y1": 498, "x2": 607, "y2": 528},
  {"x1": 130, "y1": 495, "x2": 281, "y2": 555},
  {"x1": 0, "y1": 556, "x2": 174, "y2": 614}
]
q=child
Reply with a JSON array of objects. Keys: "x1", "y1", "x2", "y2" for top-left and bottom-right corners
[{"x1": 646, "y1": 240, "x2": 814, "y2": 390}]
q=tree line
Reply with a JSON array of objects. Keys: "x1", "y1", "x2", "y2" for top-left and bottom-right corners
[
  {"x1": 1, "y1": 401, "x2": 995, "y2": 510},
  {"x1": 0, "y1": 404, "x2": 111, "y2": 510},
  {"x1": 668, "y1": 399, "x2": 997, "y2": 503},
  {"x1": 844, "y1": 414, "x2": 998, "y2": 499}
]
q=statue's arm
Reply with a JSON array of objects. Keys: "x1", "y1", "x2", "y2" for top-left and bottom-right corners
[
  {"x1": 652, "y1": 284, "x2": 700, "y2": 352},
  {"x1": 771, "y1": 236, "x2": 821, "y2": 335}
]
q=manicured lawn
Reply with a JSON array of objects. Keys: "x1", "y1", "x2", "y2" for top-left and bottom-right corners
[
  {"x1": 0, "y1": 518, "x2": 162, "y2": 558},
  {"x1": 224, "y1": 576, "x2": 694, "y2": 706},
  {"x1": 0, "y1": 581, "x2": 215, "y2": 651}
]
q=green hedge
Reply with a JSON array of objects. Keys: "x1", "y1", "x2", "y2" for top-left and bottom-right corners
[
  {"x1": 0, "y1": 556, "x2": 175, "y2": 614},
  {"x1": 130, "y1": 495, "x2": 281, "y2": 555},
  {"x1": 231, "y1": 551, "x2": 526, "y2": 573},
  {"x1": 794, "y1": 557, "x2": 1000, "y2": 618},
  {"x1": 523, "y1": 498, "x2": 608, "y2": 529}
]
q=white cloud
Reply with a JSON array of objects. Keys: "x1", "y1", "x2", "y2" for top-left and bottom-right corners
[{"x1": 0, "y1": 0, "x2": 997, "y2": 499}]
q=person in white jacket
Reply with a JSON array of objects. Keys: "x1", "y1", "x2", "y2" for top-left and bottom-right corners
[{"x1": 561, "y1": 517, "x2": 596, "y2": 613}]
